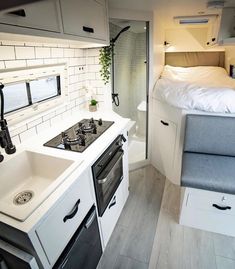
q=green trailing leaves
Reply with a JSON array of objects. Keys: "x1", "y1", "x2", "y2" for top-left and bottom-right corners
[{"x1": 99, "y1": 45, "x2": 112, "y2": 85}]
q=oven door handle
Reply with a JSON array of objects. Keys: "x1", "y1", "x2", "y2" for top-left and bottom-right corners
[{"x1": 97, "y1": 150, "x2": 124, "y2": 185}]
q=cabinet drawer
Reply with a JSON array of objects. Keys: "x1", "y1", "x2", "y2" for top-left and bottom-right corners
[
  {"x1": 100, "y1": 183, "x2": 124, "y2": 247},
  {"x1": 180, "y1": 188, "x2": 235, "y2": 237},
  {"x1": 187, "y1": 191, "x2": 235, "y2": 216},
  {"x1": 0, "y1": 1, "x2": 60, "y2": 32},
  {"x1": 36, "y1": 169, "x2": 93, "y2": 266}
]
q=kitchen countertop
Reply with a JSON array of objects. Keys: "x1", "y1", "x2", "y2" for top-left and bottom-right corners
[{"x1": 0, "y1": 109, "x2": 130, "y2": 232}]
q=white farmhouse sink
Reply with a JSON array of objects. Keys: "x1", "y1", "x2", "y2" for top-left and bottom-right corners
[{"x1": 0, "y1": 150, "x2": 75, "y2": 221}]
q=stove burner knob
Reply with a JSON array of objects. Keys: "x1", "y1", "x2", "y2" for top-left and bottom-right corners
[
  {"x1": 98, "y1": 118, "x2": 103, "y2": 126},
  {"x1": 93, "y1": 126, "x2": 97, "y2": 134},
  {"x1": 61, "y1": 132, "x2": 67, "y2": 138},
  {"x1": 90, "y1": 118, "x2": 94, "y2": 124},
  {"x1": 78, "y1": 134, "x2": 86, "y2": 146},
  {"x1": 78, "y1": 122, "x2": 83, "y2": 128}
]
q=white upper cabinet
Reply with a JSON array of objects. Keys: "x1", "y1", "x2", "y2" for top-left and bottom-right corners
[
  {"x1": 0, "y1": 0, "x2": 61, "y2": 32},
  {"x1": 0, "y1": 0, "x2": 109, "y2": 46},
  {"x1": 59, "y1": 0, "x2": 108, "y2": 41}
]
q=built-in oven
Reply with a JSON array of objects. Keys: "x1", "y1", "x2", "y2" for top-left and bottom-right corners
[{"x1": 92, "y1": 134, "x2": 126, "y2": 217}]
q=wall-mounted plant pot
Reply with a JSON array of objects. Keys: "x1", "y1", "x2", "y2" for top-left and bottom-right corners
[{"x1": 89, "y1": 105, "x2": 97, "y2": 112}]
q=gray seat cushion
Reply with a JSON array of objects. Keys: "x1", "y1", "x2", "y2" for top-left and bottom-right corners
[
  {"x1": 181, "y1": 152, "x2": 235, "y2": 195},
  {"x1": 184, "y1": 115, "x2": 235, "y2": 157}
]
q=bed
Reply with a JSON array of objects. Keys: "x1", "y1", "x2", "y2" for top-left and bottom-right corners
[{"x1": 153, "y1": 52, "x2": 235, "y2": 113}]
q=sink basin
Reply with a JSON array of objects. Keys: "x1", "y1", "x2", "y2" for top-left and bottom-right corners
[{"x1": 0, "y1": 150, "x2": 75, "y2": 221}]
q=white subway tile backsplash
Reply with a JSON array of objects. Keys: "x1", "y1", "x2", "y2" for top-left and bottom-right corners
[
  {"x1": 0, "y1": 43, "x2": 108, "y2": 146},
  {"x1": 86, "y1": 57, "x2": 95, "y2": 65},
  {"x1": 27, "y1": 118, "x2": 43, "y2": 129},
  {"x1": 50, "y1": 114, "x2": 62, "y2": 126},
  {"x1": 10, "y1": 125, "x2": 27, "y2": 137},
  {"x1": 74, "y1": 49, "x2": 84, "y2": 57},
  {"x1": 44, "y1": 58, "x2": 58, "y2": 65},
  {"x1": 19, "y1": 127, "x2": 37, "y2": 142},
  {"x1": 35, "y1": 47, "x2": 51, "y2": 58},
  {"x1": 36, "y1": 120, "x2": 51, "y2": 134},
  {"x1": 11, "y1": 135, "x2": 21, "y2": 146},
  {"x1": 26, "y1": 59, "x2": 44, "y2": 66},
  {"x1": 5, "y1": 60, "x2": 27, "y2": 68},
  {"x1": 43, "y1": 111, "x2": 56, "y2": 121},
  {"x1": 88, "y1": 64, "x2": 100, "y2": 72},
  {"x1": 15, "y1": 46, "x2": 35, "y2": 59},
  {"x1": 0, "y1": 46, "x2": 15, "y2": 60},
  {"x1": 51, "y1": 48, "x2": 64, "y2": 58},
  {"x1": 0, "y1": 61, "x2": 5, "y2": 69},
  {"x1": 64, "y1": 48, "x2": 75, "y2": 58},
  {"x1": 86, "y1": 49, "x2": 100, "y2": 57}
]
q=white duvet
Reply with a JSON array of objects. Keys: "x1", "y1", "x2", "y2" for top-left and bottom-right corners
[{"x1": 154, "y1": 65, "x2": 235, "y2": 113}]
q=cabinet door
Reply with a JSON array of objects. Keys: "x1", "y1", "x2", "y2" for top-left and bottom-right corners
[
  {"x1": 60, "y1": 0, "x2": 108, "y2": 41},
  {"x1": 0, "y1": 1, "x2": 61, "y2": 32},
  {"x1": 100, "y1": 183, "x2": 124, "y2": 247},
  {"x1": 151, "y1": 115, "x2": 177, "y2": 180}
]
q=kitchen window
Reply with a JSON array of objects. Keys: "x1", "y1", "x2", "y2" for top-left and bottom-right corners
[{"x1": 3, "y1": 76, "x2": 61, "y2": 114}]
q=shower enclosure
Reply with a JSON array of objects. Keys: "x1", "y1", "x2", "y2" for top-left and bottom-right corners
[{"x1": 109, "y1": 19, "x2": 149, "y2": 168}]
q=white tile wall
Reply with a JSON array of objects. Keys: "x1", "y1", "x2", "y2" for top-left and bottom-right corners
[
  {"x1": 15, "y1": 46, "x2": 35, "y2": 59},
  {"x1": 0, "y1": 38, "x2": 110, "y2": 147}
]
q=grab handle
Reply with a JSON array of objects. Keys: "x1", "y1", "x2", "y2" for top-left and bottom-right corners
[
  {"x1": 63, "y1": 199, "x2": 81, "y2": 222},
  {"x1": 7, "y1": 9, "x2": 26, "y2": 17},
  {"x1": 212, "y1": 204, "x2": 231, "y2": 211},
  {"x1": 160, "y1": 120, "x2": 169, "y2": 126},
  {"x1": 83, "y1": 26, "x2": 94, "y2": 33}
]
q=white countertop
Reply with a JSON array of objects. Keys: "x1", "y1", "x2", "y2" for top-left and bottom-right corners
[{"x1": 0, "y1": 109, "x2": 130, "y2": 232}]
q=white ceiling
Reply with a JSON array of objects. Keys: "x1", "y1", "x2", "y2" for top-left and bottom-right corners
[{"x1": 108, "y1": 0, "x2": 235, "y2": 15}]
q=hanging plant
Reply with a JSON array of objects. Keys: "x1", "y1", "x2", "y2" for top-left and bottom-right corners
[{"x1": 99, "y1": 45, "x2": 113, "y2": 85}]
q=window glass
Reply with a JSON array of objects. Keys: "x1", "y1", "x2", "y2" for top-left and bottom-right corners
[
  {"x1": 3, "y1": 83, "x2": 29, "y2": 113},
  {"x1": 30, "y1": 76, "x2": 60, "y2": 103}
]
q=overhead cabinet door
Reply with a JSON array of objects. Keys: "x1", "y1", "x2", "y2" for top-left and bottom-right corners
[
  {"x1": 60, "y1": 0, "x2": 108, "y2": 41},
  {"x1": 0, "y1": 1, "x2": 61, "y2": 32}
]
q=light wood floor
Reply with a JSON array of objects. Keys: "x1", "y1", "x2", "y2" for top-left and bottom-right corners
[
  {"x1": 97, "y1": 165, "x2": 165, "y2": 269},
  {"x1": 149, "y1": 179, "x2": 235, "y2": 269}
]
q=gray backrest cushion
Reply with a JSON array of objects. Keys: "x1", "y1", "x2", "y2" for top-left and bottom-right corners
[{"x1": 184, "y1": 115, "x2": 235, "y2": 156}]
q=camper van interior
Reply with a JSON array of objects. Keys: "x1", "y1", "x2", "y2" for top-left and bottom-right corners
[{"x1": 0, "y1": 0, "x2": 235, "y2": 268}]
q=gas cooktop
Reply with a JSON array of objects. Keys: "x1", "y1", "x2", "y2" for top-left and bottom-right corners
[{"x1": 44, "y1": 118, "x2": 114, "y2": 153}]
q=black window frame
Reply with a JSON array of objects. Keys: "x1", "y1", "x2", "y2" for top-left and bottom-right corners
[{"x1": 3, "y1": 75, "x2": 61, "y2": 115}]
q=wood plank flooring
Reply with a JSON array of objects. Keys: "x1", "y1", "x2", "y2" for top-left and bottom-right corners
[
  {"x1": 97, "y1": 165, "x2": 165, "y2": 269},
  {"x1": 149, "y1": 179, "x2": 235, "y2": 269}
]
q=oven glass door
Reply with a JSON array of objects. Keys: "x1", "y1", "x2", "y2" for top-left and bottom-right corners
[{"x1": 96, "y1": 149, "x2": 124, "y2": 216}]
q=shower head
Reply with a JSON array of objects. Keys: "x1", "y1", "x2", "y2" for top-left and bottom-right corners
[{"x1": 111, "y1": 26, "x2": 131, "y2": 44}]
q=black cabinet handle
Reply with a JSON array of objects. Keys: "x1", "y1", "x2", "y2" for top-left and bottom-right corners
[
  {"x1": 7, "y1": 9, "x2": 26, "y2": 17},
  {"x1": 63, "y1": 199, "x2": 81, "y2": 222},
  {"x1": 160, "y1": 120, "x2": 169, "y2": 126},
  {"x1": 108, "y1": 196, "x2": 116, "y2": 209},
  {"x1": 83, "y1": 26, "x2": 94, "y2": 33},
  {"x1": 212, "y1": 204, "x2": 231, "y2": 211}
]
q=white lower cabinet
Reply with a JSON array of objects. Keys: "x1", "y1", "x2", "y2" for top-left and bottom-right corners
[
  {"x1": 151, "y1": 114, "x2": 177, "y2": 180},
  {"x1": 180, "y1": 187, "x2": 235, "y2": 237},
  {"x1": 36, "y1": 169, "x2": 93, "y2": 266},
  {"x1": 100, "y1": 182, "x2": 125, "y2": 247}
]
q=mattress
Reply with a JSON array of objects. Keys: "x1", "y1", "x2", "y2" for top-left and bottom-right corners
[{"x1": 153, "y1": 65, "x2": 235, "y2": 113}]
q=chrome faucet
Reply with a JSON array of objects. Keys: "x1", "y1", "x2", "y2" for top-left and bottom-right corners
[{"x1": 0, "y1": 84, "x2": 16, "y2": 162}]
